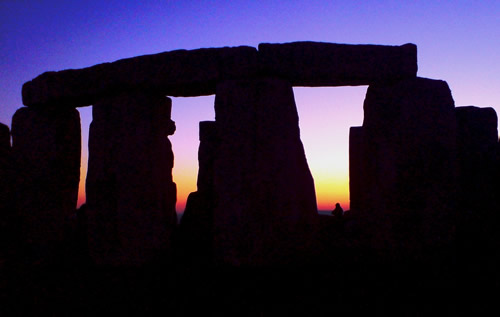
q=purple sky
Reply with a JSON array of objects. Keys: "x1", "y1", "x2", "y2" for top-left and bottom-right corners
[{"x1": 1, "y1": 1, "x2": 499, "y2": 211}]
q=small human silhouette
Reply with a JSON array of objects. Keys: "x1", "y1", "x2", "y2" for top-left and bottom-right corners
[{"x1": 332, "y1": 203, "x2": 344, "y2": 218}]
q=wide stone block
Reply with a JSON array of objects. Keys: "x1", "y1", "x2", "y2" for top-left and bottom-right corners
[
  {"x1": 85, "y1": 91, "x2": 177, "y2": 266},
  {"x1": 360, "y1": 77, "x2": 457, "y2": 250},
  {"x1": 22, "y1": 46, "x2": 259, "y2": 107},
  {"x1": 259, "y1": 42, "x2": 417, "y2": 86},
  {"x1": 11, "y1": 107, "x2": 81, "y2": 248},
  {"x1": 213, "y1": 78, "x2": 318, "y2": 266}
]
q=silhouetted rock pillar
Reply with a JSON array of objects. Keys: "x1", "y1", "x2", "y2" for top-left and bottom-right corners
[
  {"x1": 179, "y1": 121, "x2": 217, "y2": 265},
  {"x1": 455, "y1": 106, "x2": 498, "y2": 211},
  {"x1": 86, "y1": 91, "x2": 177, "y2": 266},
  {"x1": 360, "y1": 77, "x2": 457, "y2": 251},
  {"x1": 349, "y1": 126, "x2": 367, "y2": 212},
  {"x1": 11, "y1": 107, "x2": 81, "y2": 255},
  {"x1": 213, "y1": 78, "x2": 318, "y2": 266},
  {"x1": 0, "y1": 123, "x2": 13, "y2": 253},
  {"x1": 455, "y1": 106, "x2": 499, "y2": 273}
]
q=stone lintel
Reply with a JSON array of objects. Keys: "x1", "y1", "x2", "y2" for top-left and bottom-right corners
[
  {"x1": 259, "y1": 42, "x2": 417, "y2": 86},
  {"x1": 22, "y1": 42, "x2": 418, "y2": 108},
  {"x1": 22, "y1": 46, "x2": 260, "y2": 107}
]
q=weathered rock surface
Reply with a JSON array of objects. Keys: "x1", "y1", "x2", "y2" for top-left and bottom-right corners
[
  {"x1": 22, "y1": 46, "x2": 259, "y2": 107},
  {"x1": 259, "y1": 42, "x2": 417, "y2": 86},
  {"x1": 11, "y1": 107, "x2": 81, "y2": 251},
  {"x1": 358, "y1": 77, "x2": 457, "y2": 252},
  {"x1": 85, "y1": 90, "x2": 177, "y2": 266},
  {"x1": 213, "y1": 78, "x2": 318, "y2": 266}
]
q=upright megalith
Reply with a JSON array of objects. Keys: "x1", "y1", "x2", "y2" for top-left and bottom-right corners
[
  {"x1": 86, "y1": 90, "x2": 177, "y2": 266},
  {"x1": 455, "y1": 106, "x2": 499, "y2": 261},
  {"x1": 259, "y1": 42, "x2": 417, "y2": 86},
  {"x1": 0, "y1": 123, "x2": 13, "y2": 250},
  {"x1": 179, "y1": 121, "x2": 218, "y2": 265},
  {"x1": 455, "y1": 106, "x2": 498, "y2": 211},
  {"x1": 11, "y1": 107, "x2": 81, "y2": 254},
  {"x1": 348, "y1": 126, "x2": 367, "y2": 213},
  {"x1": 358, "y1": 77, "x2": 457, "y2": 251},
  {"x1": 213, "y1": 78, "x2": 318, "y2": 266}
]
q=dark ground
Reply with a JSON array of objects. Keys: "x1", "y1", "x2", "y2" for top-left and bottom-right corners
[{"x1": 0, "y1": 214, "x2": 498, "y2": 316}]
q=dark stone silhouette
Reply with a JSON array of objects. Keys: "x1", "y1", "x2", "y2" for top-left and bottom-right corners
[
  {"x1": 0, "y1": 123, "x2": 10, "y2": 149},
  {"x1": 348, "y1": 126, "x2": 366, "y2": 213},
  {"x1": 0, "y1": 123, "x2": 13, "y2": 256},
  {"x1": 11, "y1": 107, "x2": 81, "y2": 261},
  {"x1": 259, "y1": 42, "x2": 417, "y2": 86},
  {"x1": 355, "y1": 77, "x2": 457, "y2": 251},
  {"x1": 22, "y1": 46, "x2": 260, "y2": 107},
  {"x1": 85, "y1": 90, "x2": 177, "y2": 265},
  {"x1": 455, "y1": 106, "x2": 499, "y2": 287},
  {"x1": 455, "y1": 106, "x2": 498, "y2": 211},
  {"x1": 22, "y1": 42, "x2": 417, "y2": 108},
  {"x1": 213, "y1": 78, "x2": 318, "y2": 266},
  {"x1": 179, "y1": 121, "x2": 218, "y2": 265}
]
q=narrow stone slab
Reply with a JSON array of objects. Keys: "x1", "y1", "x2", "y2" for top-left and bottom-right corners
[
  {"x1": 85, "y1": 91, "x2": 177, "y2": 266},
  {"x1": 178, "y1": 121, "x2": 218, "y2": 265},
  {"x1": 22, "y1": 46, "x2": 259, "y2": 107},
  {"x1": 349, "y1": 126, "x2": 366, "y2": 212},
  {"x1": 0, "y1": 123, "x2": 13, "y2": 245},
  {"x1": 259, "y1": 42, "x2": 417, "y2": 86},
  {"x1": 11, "y1": 107, "x2": 81, "y2": 252}
]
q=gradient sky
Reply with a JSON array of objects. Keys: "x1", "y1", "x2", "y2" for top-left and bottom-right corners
[{"x1": 1, "y1": 1, "x2": 499, "y2": 213}]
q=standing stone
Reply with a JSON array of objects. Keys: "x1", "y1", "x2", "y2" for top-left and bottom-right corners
[
  {"x1": 213, "y1": 78, "x2": 318, "y2": 266},
  {"x1": 179, "y1": 121, "x2": 218, "y2": 265},
  {"x1": 455, "y1": 106, "x2": 499, "y2": 272},
  {"x1": 359, "y1": 77, "x2": 457, "y2": 251},
  {"x1": 349, "y1": 126, "x2": 367, "y2": 213},
  {"x1": 86, "y1": 91, "x2": 177, "y2": 266},
  {"x1": 0, "y1": 123, "x2": 13, "y2": 253},
  {"x1": 455, "y1": 106, "x2": 498, "y2": 211},
  {"x1": 11, "y1": 107, "x2": 81, "y2": 254}
]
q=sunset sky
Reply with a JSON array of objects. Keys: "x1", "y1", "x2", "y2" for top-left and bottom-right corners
[{"x1": 1, "y1": 1, "x2": 499, "y2": 213}]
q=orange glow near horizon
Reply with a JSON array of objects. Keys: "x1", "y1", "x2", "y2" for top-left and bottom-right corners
[{"x1": 76, "y1": 87, "x2": 366, "y2": 214}]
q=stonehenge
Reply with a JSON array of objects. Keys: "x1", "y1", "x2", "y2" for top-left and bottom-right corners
[{"x1": 3, "y1": 41, "x2": 498, "y2": 267}]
